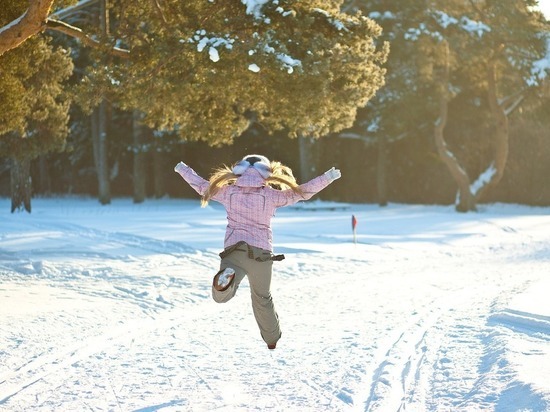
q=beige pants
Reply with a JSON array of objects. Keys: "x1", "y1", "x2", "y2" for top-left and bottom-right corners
[{"x1": 212, "y1": 243, "x2": 282, "y2": 346}]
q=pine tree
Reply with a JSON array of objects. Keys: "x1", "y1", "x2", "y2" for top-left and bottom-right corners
[
  {"x1": 342, "y1": 0, "x2": 435, "y2": 206},
  {"x1": 0, "y1": 1, "x2": 73, "y2": 212},
  {"x1": 1, "y1": 0, "x2": 388, "y2": 208},
  {"x1": 344, "y1": 0, "x2": 548, "y2": 211},
  {"x1": 429, "y1": 0, "x2": 549, "y2": 211},
  {"x1": 71, "y1": 0, "x2": 388, "y2": 145}
]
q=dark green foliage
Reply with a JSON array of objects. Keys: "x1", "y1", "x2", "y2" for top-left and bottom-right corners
[
  {"x1": 340, "y1": 0, "x2": 549, "y2": 206},
  {"x1": 0, "y1": 1, "x2": 74, "y2": 159},
  {"x1": 0, "y1": 38, "x2": 73, "y2": 159},
  {"x1": 1, "y1": 0, "x2": 550, "y2": 207},
  {"x1": 73, "y1": 0, "x2": 388, "y2": 145}
]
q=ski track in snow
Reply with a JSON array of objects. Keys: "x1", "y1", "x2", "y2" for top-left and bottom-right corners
[{"x1": 0, "y1": 198, "x2": 549, "y2": 411}]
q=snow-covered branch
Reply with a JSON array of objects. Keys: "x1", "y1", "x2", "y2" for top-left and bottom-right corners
[
  {"x1": 502, "y1": 94, "x2": 526, "y2": 116},
  {"x1": 470, "y1": 163, "x2": 496, "y2": 196},
  {"x1": 0, "y1": 0, "x2": 127, "y2": 58},
  {"x1": 49, "y1": 0, "x2": 99, "y2": 20},
  {"x1": 0, "y1": 0, "x2": 55, "y2": 56},
  {"x1": 45, "y1": 19, "x2": 130, "y2": 58}
]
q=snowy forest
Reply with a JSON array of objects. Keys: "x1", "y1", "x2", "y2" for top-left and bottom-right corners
[
  {"x1": 2, "y1": 4, "x2": 550, "y2": 410},
  {"x1": 1, "y1": 0, "x2": 550, "y2": 213}
]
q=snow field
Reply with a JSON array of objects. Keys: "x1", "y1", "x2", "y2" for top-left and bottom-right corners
[{"x1": 0, "y1": 197, "x2": 549, "y2": 411}]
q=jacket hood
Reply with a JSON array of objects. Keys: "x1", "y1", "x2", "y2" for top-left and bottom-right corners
[
  {"x1": 232, "y1": 154, "x2": 271, "y2": 179},
  {"x1": 235, "y1": 167, "x2": 266, "y2": 188}
]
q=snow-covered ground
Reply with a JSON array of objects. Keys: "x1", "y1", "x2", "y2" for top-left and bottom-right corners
[{"x1": 0, "y1": 197, "x2": 549, "y2": 412}]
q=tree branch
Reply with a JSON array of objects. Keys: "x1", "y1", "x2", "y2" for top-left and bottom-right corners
[
  {"x1": 0, "y1": 0, "x2": 55, "y2": 56},
  {"x1": 151, "y1": 0, "x2": 169, "y2": 26},
  {"x1": 476, "y1": 60, "x2": 510, "y2": 203},
  {"x1": 50, "y1": 0, "x2": 99, "y2": 20},
  {"x1": 45, "y1": 19, "x2": 130, "y2": 58},
  {"x1": 0, "y1": 0, "x2": 129, "y2": 58},
  {"x1": 499, "y1": 88, "x2": 527, "y2": 116},
  {"x1": 503, "y1": 94, "x2": 525, "y2": 116},
  {"x1": 467, "y1": 0, "x2": 484, "y2": 19},
  {"x1": 433, "y1": 40, "x2": 475, "y2": 212}
]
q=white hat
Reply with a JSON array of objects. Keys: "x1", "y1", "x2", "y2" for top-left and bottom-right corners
[{"x1": 232, "y1": 154, "x2": 272, "y2": 179}]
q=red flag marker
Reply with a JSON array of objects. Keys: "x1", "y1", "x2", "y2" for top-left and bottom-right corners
[{"x1": 352, "y1": 215, "x2": 357, "y2": 244}]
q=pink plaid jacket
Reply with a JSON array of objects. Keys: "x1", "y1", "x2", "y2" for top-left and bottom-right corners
[{"x1": 176, "y1": 165, "x2": 332, "y2": 251}]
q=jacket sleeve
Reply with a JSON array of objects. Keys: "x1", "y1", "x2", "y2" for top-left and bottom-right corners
[
  {"x1": 175, "y1": 164, "x2": 209, "y2": 196},
  {"x1": 272, "y1": 173, "x2": 332, "y2": 208}
]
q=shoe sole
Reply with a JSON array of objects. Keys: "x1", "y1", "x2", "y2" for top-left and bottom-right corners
[{"x1": 214, "y1": 268, "x2": 235, "y2": 292}]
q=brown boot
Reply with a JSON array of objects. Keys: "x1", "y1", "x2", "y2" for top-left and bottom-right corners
[{"x1": 213, "y1": 268, "x2": 235, "y2": 292}]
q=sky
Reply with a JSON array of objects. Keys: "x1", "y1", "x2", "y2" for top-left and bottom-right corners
[{"x1": 536, "y1": 0, "x2": 550, "y2": 18}]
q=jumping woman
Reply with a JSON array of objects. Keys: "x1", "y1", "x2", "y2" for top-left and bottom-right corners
[{"x1": 174, "y1": 154, "x2": 341, "y2": 349}]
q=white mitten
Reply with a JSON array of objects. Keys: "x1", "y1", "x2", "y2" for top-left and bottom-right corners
[
  {"x1": 174, "y1": 161, "x2": 188, "y2": 173},
  {"x1": 324, "y1": 167, "x2": 341, "y2": 182}
]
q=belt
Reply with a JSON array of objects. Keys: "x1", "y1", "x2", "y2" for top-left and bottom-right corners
[{"x1": 219, "y1": 241, "x2": 285, "y2": 262}]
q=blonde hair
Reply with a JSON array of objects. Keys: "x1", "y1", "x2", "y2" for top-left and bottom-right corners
[{"x1": 201, "y1": 160, "x2": 303, "y2": 207}]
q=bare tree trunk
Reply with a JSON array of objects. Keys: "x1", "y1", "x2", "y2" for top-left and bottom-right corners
[
  {"x1": 92, "y1": 102, "x2": 111, "y2": 204},
  {"x1": 132, "y1": 111, "x2": 147, "y2": 203},
  {"x1": 298, "y1": 136, "x2": 318, "y2": 183},
  {"x1": 153, "y1": 150, "x2": 165, "y2": 198},
  {"x1": 10, "y1": 157, "x2": 32, "y2": 213},
  {"x1": 474, "y1": 61, "x2": 509, "y2": 202},
  {"x1": 37, "y1": 156, "x2": 52, "y2": 195},
  {"x1": 434, "y1": 102, "x2": 476, "y2": 211},
  {"x1": 433, "y1": 41, "x2": 476, "y2": 212},
  {"x1": 376, "y1": 135, "x2": 388, "y2": 206},
  {"x1": 91, "y1": 0, "x2": 111, "y2": 205}
]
